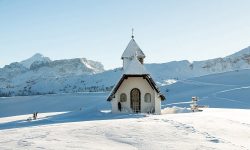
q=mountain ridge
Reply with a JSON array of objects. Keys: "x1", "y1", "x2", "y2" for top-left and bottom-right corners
[{"x1": 0, "y1": 45, "x2": 250, "y2": 96}]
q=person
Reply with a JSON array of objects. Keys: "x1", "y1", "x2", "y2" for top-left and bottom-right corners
[
  {"x1": 118, "y1": 102, "x2": 122, "y2": 112},
  {"x1": 33, "y1": 112, "x2": 36, "y2": 120},
  {"x1": 32, "y1": 112, "x2": 38, "y2": 120},
  {"x1": 35, "y1": 112, "x2": 38, "y2": 119}
]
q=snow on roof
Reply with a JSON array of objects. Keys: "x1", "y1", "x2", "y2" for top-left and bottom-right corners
[
  {"x1": 107, "y1": 74, "x2": 165, "y2": 101},
  {"x1": 123, "y1": 55, "x2": 148, "y2": 75},
  {"x1": 121, "y1": 39, "x2": 145, "y2": 59}
]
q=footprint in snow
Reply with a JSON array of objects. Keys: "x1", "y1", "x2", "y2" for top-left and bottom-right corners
[{"x1": 162, "y1": 119, "x2": 223, "y2": 144}]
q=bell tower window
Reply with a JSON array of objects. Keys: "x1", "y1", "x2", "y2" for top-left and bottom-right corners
[{"x1": 138, "y1": 58, "x2": 143, "y2": 64}]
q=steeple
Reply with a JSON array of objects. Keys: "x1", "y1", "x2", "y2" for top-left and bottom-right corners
[
  {"x1": 121, "y1": 30, "x2": 146, "y2": 69},
  {"x1": 121, "y1": 39, "x2": 145, "y2": 59}
]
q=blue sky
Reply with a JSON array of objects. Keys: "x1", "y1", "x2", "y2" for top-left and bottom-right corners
[{"x1": 1, "y1": 0, "x2": 250, "y2": 69}]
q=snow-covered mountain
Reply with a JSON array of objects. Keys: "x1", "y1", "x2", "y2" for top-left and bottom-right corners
[
  {"x1": 147, "y1": 46, "x2": 250, "y2": 83},
  {"x1": 0, "y1": 54, "x2": 105, "y2": 96},
  {"x1": 0, "y1": 46, "x2": 250, "y2": 96},
  {"x1": 20, "y1": 53, "x2": 51, "y2": 68}
]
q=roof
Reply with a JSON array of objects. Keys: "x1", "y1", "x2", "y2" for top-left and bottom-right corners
[
  {"x1": 121, "y1": 39, "x2": 145, "y2": 59},
  {"x1": 107, "y1": 74, "x2": 166, "y2": 101},
  {"x1": 123, "y1": 55, "x2": 148, "y2": 75}
]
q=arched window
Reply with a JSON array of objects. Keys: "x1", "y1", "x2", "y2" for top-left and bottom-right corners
[
  {"x1": 120, "y1": 93, "x2": 127, "y2": 102},
  {"x1": 144, "y1": 93, "x2": 151, "y2": 103}
]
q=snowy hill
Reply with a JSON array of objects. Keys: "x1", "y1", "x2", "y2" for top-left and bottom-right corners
[
  {"x1": 1, "y1": 64, "x2": 250, "y2": 149},
  {"x1": 0, "y1": 93, "x2": 249, "y2": 149},
  {"x1": 0, "y1": 46, "x2": 250, "y2": 96},
  {"x1": 1, "y1": 69, "x2": 249, "y2": 118},
  {"x1": 161, "y1": 69, "x2": 250, "y2": 109}
]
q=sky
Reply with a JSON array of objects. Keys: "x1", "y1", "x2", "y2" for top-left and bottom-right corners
[{"x1": 1, "y1": 0, "x2": 250, "y2": 70}]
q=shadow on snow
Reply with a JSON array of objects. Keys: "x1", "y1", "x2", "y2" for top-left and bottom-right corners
[{"x1": 0, "y1": 110, "x2": 145, "y2": 130}]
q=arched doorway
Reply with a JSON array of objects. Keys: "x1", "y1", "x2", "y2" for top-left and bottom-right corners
[{"x1": 130, "y1": 88, "x2": 141, "y2": 113}]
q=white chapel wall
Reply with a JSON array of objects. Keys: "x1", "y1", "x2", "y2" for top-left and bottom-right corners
[{"x1": 112, "y1": 77, "x2": 161, "y2": 114}]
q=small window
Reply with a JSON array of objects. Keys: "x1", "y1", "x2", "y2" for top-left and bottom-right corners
[
  {"x1": 144, "y1": 93, "x2": 151, "y2": 103},
  {"x1": 120, "y1": 93, "x2": 127, "y2": 102},
  {"x1": 138, "y1": 58, "x2": 144, "y2": 64}
]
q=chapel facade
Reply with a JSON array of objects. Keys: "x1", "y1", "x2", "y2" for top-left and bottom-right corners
[{"x1": 107, "y1": 35, "x2": 165, "y2": 114}]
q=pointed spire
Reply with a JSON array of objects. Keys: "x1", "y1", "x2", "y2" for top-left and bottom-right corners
[
  {"x1": 131, "y1": 28, "x2": 134, "y2": 39},
  {"x1": 121, "y1": 38, "x2": 145, "y2": 59}
]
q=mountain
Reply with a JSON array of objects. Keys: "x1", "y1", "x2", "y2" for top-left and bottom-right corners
[
  {"x1": 20, "y1": 53, "x2": 51, "y2": 68},
  {"x1": 0, "y1": 54, "x2": 105, "y2": 96},
  {"x1": 146, "y1": 46, "x2": 250, "y2": 84},
  {"x1": 0, "y1": 46, "x2": 250, "y2": 97}
]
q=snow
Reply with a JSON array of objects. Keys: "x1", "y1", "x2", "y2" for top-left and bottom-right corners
[
  {"x1": 161, "y1": 106, "x2": 191, "y2": 114},
  {"x1": 123, "y1": 55, "x2": 148, "y2": 75},
  {"x1": 0, "y1": 55, "x2": 107, "y2": 96},
  {"x1": 1, "y1": 45, "x2": 250, "y2": 96},
  {"x1": 0, "y1": 93, "x2": 249, "y2": 149},
  {"x1": 81, "y1": 59, "x2": 94, "y2": 69},
  {"x1": 158, "y1": 79, "x2": 178, "y2": 86},
  {"x1": 226, "y1": 46, "x2": 250, "y2": 58},
  {"x1": 121, "y1": 39, "x2": 145, "y2": 59},
  {"x1": 20, "y1": 53, "x2": 51, "y2": 68},
  {"x1": 1, "y1": 44, "x2": 250, "y2": 149},
  {"x1": 162, "y1": 69, "x2": 250, "y2": 109},
  {"x1": 146, "y1": 45, "x2": 250, "y2": 84},
  {"x1": 0, "y1": 93, "x2": 109, "y2": 118}
]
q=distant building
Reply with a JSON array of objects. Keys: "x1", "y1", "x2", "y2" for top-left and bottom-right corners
[{"x1": 107, "y1": 35, "x2": 165, "y2": 114}]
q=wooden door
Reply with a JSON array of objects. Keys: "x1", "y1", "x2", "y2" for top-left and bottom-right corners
[{"x1": 130, "y1": 88, "x2": 141, "y2": 113}]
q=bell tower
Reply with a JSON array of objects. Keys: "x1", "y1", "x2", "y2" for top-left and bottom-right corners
[{"x1": 121, "y1": 29, "x2": 146, "y2": 70}]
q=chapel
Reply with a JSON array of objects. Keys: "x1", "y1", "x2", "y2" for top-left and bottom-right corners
[{"x1": 107, "y1": 34, "x2": 165, "y2": 114}]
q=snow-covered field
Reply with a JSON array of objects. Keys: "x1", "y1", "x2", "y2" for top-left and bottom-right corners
[
  {"x1": 162, "y1": 69, "x2": 250, "y2": 109},
  {"x1": 0, "y1": 93, "x2": 250, "y2": 150}
]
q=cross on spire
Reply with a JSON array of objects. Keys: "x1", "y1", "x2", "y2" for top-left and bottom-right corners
[{"x1": 131, "y1": 28, "x2": 134, "y2": 39}]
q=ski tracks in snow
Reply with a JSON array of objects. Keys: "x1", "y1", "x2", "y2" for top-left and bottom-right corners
[
  {"x1": 211, "y1": 86, "x2": 250, "y2": 104},
  {"x1": 179, "y1": 79, "x2": 250, "y2": 106},
  {"x1": 179, "y1": 79, "x2": 239, "y2": 87}
]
